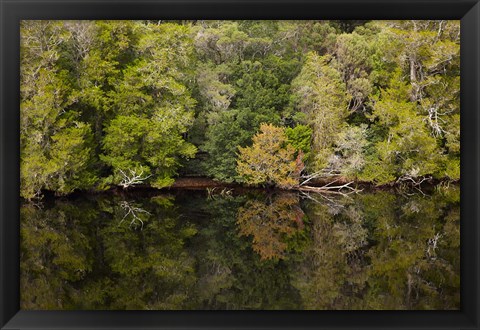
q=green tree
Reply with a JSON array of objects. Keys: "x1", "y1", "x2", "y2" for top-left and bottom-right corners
[
  {"x1": 101, "y1": 23, "x2": 197, "y2": 188},
  {"x1": 360, "y1": 71, "x2": 443, "y2": 184},
  {"x1": 20, "y1": 21, "x2": 97, "y2": 199},
  {"x1": 292, "y1": 52, "x2": 349, "y2": 170},
  {"x1": 335, "y1": 32, "x2": 374, "y2": 112},
  {"x1": 379, "y1": 20, "x2": 460, "y2": 180},
  {"x1": 285, "y1": 125, "x2": 313, "y2": 161}
]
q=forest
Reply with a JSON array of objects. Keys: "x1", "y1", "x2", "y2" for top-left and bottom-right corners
[
  {"x1": 20, "y1": 20, "x2": 460, "y2": 200},
  {"x1": 20, "y1": 20, "x2": 461, "y2": 310}
]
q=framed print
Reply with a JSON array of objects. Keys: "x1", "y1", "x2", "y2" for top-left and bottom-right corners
[{"x1": 1, "y1": 0, "x2": 479, "y2": 329}]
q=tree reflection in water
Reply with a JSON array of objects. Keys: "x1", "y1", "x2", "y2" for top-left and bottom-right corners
[
  {"x1": 21, "y1": 186, "x2": 460, "y2": 310},
  {"x1": 236, "y1": 193, "x2": 304, "y2": 261}
]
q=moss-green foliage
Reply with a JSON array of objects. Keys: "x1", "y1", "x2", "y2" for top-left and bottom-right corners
[
  {"x1": 358, "y1": 71, "x2": 443, "y2": 184},
  {"x1": 20, "y1": 20, "x2": 460, "y2": 198},
  {"x1": 101, "y1": 23, "x2": 198, "y2": 188},
  {"x1": 285, "y1": 125, "x2": 313, "y2": 160},
  {"x1": 20, "y1": 22, "x2": 97, "y2": 199},
  {"x1": 292, "y1": 52, "x2": 349, "y2": 170},
  {"x1": 21, "y1": 21, "x2": 197, "y2": 198}
]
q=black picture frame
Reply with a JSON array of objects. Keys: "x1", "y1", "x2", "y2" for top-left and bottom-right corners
[{"x1": 1, "y1": 0, "x2": 479, "y2": 329}]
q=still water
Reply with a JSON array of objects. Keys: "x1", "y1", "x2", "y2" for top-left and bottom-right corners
[{"x1": 20, "y1": 186, "x2": 460, "y2": 310}]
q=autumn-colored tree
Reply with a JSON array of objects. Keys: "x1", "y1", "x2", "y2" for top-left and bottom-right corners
[{"x1": 236, "y1": 124, "x2": 301, "y2": 189}]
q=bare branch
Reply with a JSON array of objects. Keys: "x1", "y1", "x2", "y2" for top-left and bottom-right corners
[
  {"x1": 118, "y1": 168, "x2": 152, "y2": 189},
  {"x1": 298, "y1": 181, "x2": 361, "y2": 196},
  {"x1": 299, "y1": 169, "x2": 340, "y2": 186},
  {"x1": 426, "y1": 231, "x2": 443, "y2": 258}
]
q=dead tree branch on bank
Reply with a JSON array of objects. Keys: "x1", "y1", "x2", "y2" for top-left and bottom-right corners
[
  {"x1": 298, "y1": 181, "x2": 360, "y2": 196},
  {"x1": 299, "y1": 169, "x2": 340, "y2": 186},
  {"x1": 118, "y1": 168, "x2": 152, "y2": 189},
  {"x1": 295, "y1": 167, "x2": 362, "y2": 195}
]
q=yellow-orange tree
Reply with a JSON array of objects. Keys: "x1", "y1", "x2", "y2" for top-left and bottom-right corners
[{"x1": 236, "y1": 123, "x2": 301, "y2": 189}]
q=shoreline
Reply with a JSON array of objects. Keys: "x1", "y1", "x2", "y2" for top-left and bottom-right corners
[{"x1": 29, "y1": 176, "x2": 459, "y2": 201}]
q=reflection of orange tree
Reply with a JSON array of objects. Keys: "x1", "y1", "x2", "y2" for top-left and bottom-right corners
[{"x1": 236, "y1": 193, "x2": 304, "y2": 261}]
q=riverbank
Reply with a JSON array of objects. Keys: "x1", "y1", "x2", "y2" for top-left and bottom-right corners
[
  {"x1": 169, "y1": 176, "x2": 458, "y2": 191},
  {"x1": 31, "y1": 175, "x2": 459, "y2": 201}
]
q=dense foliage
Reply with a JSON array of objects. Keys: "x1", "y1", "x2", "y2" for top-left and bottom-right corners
[{"x1": 20, "y1": 20, "x2": 460, "y2": 199}]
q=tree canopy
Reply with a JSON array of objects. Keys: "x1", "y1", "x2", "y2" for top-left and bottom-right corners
[{"x1": 20, "y1": 20, "x2": 460, "y2": 199}]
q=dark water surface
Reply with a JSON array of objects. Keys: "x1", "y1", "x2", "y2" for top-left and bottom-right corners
[{"x1": 20, "y1": 186, "x2": 460, "y2": 310}]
